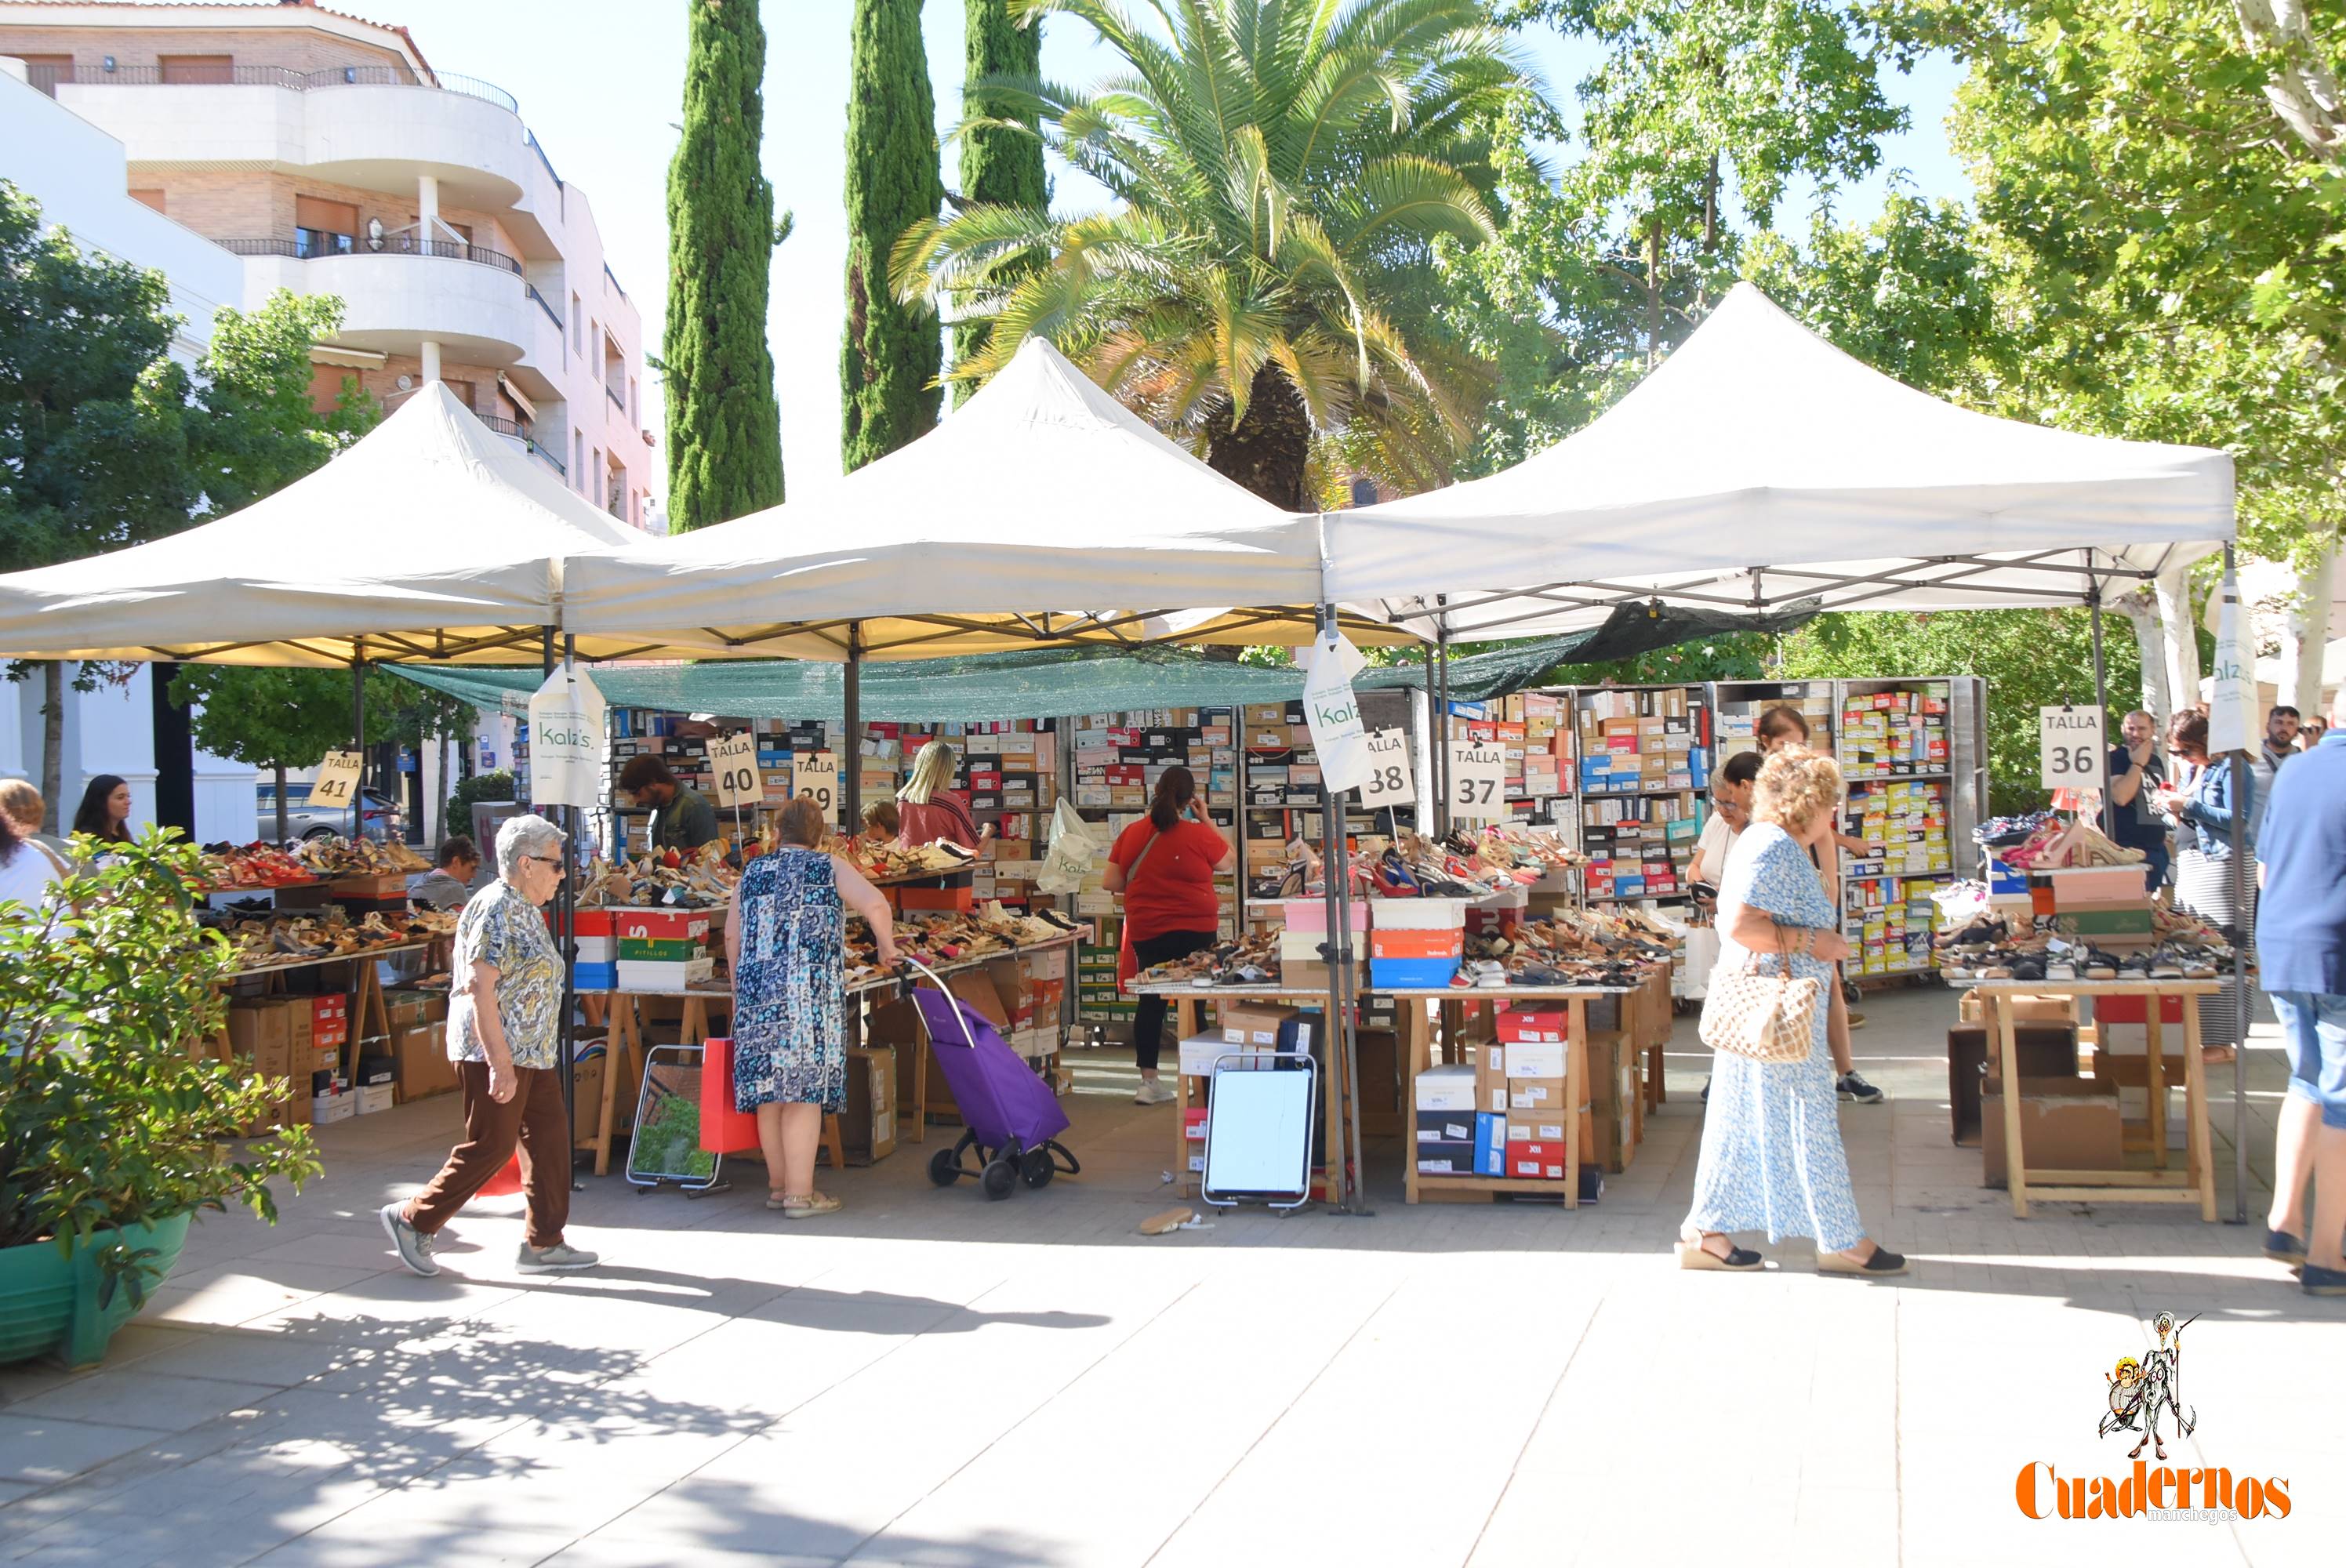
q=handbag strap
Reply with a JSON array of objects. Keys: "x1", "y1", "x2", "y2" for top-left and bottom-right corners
[{"x1": 1125, "y1": 826, "x2": 1163, "y2": 879}]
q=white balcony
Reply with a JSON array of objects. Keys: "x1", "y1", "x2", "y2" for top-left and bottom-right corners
[
  {"x1": 56, "y1": 72, "x2": 531, "y2": 213},
  {"x1": 237, "y1": 241, "x2": 528, "y2": 364}
]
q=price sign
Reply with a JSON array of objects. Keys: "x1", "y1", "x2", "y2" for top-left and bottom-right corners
[
  {"x1": 792, "y1": 750, "x2": 840, "y2": 820},
  {"x1": 710, "y1": 731, "x2": 762, "y2": 808},
  {"x1": 307, "y1": 750, "x2": 362, "y2": 811},
  {"x1": 1356, "y1": 728, "x2": 1414, "y2": 809},
  {"x1": 1449, "y1": 739, "x2": 1509, "y2": 821},
  {"x1": 2039, "y1": 706, "x2": 2104, "y2": 789}
]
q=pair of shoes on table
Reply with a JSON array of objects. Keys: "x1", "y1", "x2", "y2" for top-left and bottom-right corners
[
  {"x1": 765, "y1": 1192, "x2": 842, "y2": 1220},
  {"x1": 1837, "y1": 1072, "x2": 1885, "y2": 1105},
  {"x1": 1134, "y1": 1079, "x2": 1178, "y2": 1105}
]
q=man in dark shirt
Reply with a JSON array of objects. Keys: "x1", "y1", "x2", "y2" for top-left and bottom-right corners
[
  {"x1": 2255, "y1": 688, "x2": 2346, "y2": 1295},
  {"x1": 618, "y1": 755, "x2": 718, "y2": 855},
  {"x1": 2105, "y1": 710, "x2": 2170, "y2": 892}
]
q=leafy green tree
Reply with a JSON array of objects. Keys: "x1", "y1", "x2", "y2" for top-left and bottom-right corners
[
  {"x1": 1936, "y1": 0, "x2": 2344, "y2": 561},
  {"x1": 952, "y1": 0, "x2": 1049, "y2": 401},
  {"x1": 844, "y1": 0, "x2": 946, "y2": 470},
  {"x1": 0, "y1": 181, "x2": 194, "y2": 828},
  {"x1": 895, "y1": 0, "x2": 1534, "y2": 507},
  {"x1": 187, "y1": 291, "x2": 373, "y2": 517},
  {"x1": 665, "y1": 0, "x2": 786, "y2": 525},
  {"x1": 169, "y1": 667, "x2": 394, "y2": 841}
]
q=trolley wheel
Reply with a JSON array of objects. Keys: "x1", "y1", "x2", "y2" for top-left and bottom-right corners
[
  {"x1": 1842, "y1": 980, "x2": 1861, "y2": 1004},
  {"x1": 684, "y1": 1189, "x2": 700, "y2": 1200},
  {"x1": 1022, "y1": 1146, "x2": 1056, "y2": 1189},
  {"x1": 927, "y1": 1148, "x2": 961, "y2": 1187},
  {"x1": 979, "y1": 1158, "x2": 1017, "y2": 1200}
]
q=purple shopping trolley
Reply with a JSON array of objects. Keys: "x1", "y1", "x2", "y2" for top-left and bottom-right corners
[{"x1": 906, "y1": 963, "x2": 1080, "y2": 1200}]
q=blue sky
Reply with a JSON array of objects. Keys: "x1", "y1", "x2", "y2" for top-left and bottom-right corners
[{"x1": 371, "y1": 2, "x2": 1972, "y2": 509}]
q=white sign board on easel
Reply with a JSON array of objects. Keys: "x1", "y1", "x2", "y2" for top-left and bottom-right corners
[
  {"x1": 1356, "y1": 727, "x2": 1413, "y2": 811},
  {"x1": 792, "y1": 751, "x2": 840, "y2": 820},
  {"x1": 307, "y1": 750, "x2": 362, "y2": 811},
  {"x1": 710, "y1": 731, "x2": 761, "y2": 808},
  {"x1": 1448, "y1": 739, "x2": 1509, "y2": 821},
  {"x1": 2038, "y1": 706, "x2": 2104, "y2": 791}
]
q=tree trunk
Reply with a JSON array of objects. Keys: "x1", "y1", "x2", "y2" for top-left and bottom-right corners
[
  {"x1": 2231, "y1": 0, "x2": 2345, "y2": 158},
  {"x1": 2115, "y1": 589, "x2": 2168, "y2": 734},
  {"x1": 2277, "y1": 530, "x2": 2337, "y2": 717},
  {"x1": 436, "y1": 728, "x2": 452, "y2": 846},
  {"x1": 1645, "y1": 215, "x2": 1665, "y2": 368},
  {"x1": 1203, "y1": 363, "x2": 1313, "y2": 512},
  {"x1": 273, "y1": 761, "x2": 289, "y2": 843},
  {"x1": 40, "y1": 662, "x2": 64, "y2": 834},
  {"x1": 2155, "y1": 566, "x2": 2203, "y2": 712},
  {"x1": 1701, "y1": 154, "x2": 1720, "y2": 256}
]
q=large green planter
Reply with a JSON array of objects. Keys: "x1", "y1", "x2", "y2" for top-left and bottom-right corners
[{"x1": 0, "y1": 1213, "x2": 191, "y2": 1369}]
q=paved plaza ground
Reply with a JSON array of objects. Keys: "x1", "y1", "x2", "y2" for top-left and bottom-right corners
[{"x1": 2, "y1": 988, "x2": 2338, "y2": 1566}]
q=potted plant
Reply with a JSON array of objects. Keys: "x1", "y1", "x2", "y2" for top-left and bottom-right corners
[{"x1": 0, "y1": 830, "x2": 319, "y2": 1368}]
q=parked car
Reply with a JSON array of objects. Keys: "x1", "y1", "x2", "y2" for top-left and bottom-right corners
[{"x1": 253, "y1": 783, "x2": 405, "y2": 843}]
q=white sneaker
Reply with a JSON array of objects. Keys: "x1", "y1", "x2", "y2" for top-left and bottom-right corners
[{"x1": 1134, "y1": 1079, "x2": 1178, "y2": 1105}]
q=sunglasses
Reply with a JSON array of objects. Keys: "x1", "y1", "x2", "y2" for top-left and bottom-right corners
[{"x1": 524, "y1": 855, "x2": 564, "y2": 869}]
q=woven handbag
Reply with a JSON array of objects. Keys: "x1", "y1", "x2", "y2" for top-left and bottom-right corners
[{"x1": 1698, "y1": 929, "x2": 1821, "y2": 1065}]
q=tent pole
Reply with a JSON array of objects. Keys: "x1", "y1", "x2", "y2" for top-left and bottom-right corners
[
  {"x1": 350, "y1": 635, "x2": 367, "y2": 820},
  {"x1": 2088, "y1": 561, "x2": 2115, "y2": 838},
  {"x1": 844, "y1": 622, "x2": 863, "y2": 830},
  {"x1": 1316, "y1": 602, "x2": 1368, "y2": 1217},
  {"x1": 2223, "y1": 545, "x2": 2248, "y2": 1225},
  {"x1": 558, "y1": 632, "x2": 579, "y2": 1175},
  {"x1": 1433, "y1": 604, "x2": 1452, "y2": 834}
]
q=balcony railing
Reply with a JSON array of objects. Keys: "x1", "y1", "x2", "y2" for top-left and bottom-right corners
[
  {"x1": 476, "y1": 413, "x2": 523, "y2": 437},
  {"x1": 220, "y1": 234, "x2": 522, "y2": 276},
  {"x1": 31, "y1": 62, "x2": 518, "y2": 113},
  {"x1": 525, "y1": 283, "x2": 562, "y2": 332}
]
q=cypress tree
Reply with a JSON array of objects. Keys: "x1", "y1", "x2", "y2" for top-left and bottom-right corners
[
  {"x1": 842, "y1": 0, "x2": 945, "y2": 470},
  {"x1": 664, "y1": 0, "x2": 784, "y2": 528},
  {"x1": 953, "y1": 0, "x2": 1047, "y2": 405}
]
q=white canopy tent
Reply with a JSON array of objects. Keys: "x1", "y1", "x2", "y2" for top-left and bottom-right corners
[
  {"x1": 560, "y1": 337, "x2": 1356, "y2": 661},
  {"x1": 1325, "y1": 283, "x2": 2234, "y2": 641},
  {"x1": 0, "y1": 383, "x2": 713, "y2": 667}
]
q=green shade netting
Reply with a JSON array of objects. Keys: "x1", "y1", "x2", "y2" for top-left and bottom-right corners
[{"x1": 383, "y1": 602, "x2": 1815, "y2": 722}]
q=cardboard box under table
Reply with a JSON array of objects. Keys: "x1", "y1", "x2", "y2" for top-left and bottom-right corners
[
  {"x1": 1392, "y1": 984, "x2": 1610, "y2": 1207},
  {"x1": 1970, "y1": 978, "x2": 2218, "y2": 1220}
]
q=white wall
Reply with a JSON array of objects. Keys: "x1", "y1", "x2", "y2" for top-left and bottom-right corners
[{"x1": 0, "y1": 65, "x2": 257, "y2": 837}]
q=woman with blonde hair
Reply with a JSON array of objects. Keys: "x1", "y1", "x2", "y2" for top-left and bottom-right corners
[
  {"x1": 0, "y1": 781, "x2": 70, "y2": 877},
  {"x1": 1679, "y1": 750, "x2": 1905, "y2": 1276},
  {"x1": 895, "y1": 740, "x2": 986, "y2": 851}
]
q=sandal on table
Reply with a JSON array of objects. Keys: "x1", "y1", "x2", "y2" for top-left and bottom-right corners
[{"x1": 1677, "y1": 1232, "x2": 1763, "y2": 1272}]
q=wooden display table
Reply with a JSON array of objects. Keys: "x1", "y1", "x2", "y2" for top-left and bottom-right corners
[
  {"x1": 1970, "y1": 978, "x2": 2221, "y2": 1221},
  {"x1": 1142, "y1": 984, "x2": 1356, "y2": 1202},
  {"x1": 1134, "y1": 976, "x2": 1647, "y2": 1208}
]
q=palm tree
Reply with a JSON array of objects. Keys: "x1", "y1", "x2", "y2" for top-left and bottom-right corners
[{"x1": 892, "y1": 0, "x2": 1538, "y2": 509}]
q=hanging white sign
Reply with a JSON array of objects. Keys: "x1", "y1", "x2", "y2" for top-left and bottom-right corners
[
  {"x1": 1356, "y1": 728, "x2": 1413, "y2": 810},
  {"x1": 525, "y1": 665, "x2": 606, "y2": 810},
  {"x1": 2206, "y1": 572, "x2": 2257, "y2": 756},
  {"x1": 792, "y1": 750, "x2": 840, "y2": 819},
  {"x1": 307, "y1": 750, "x2": 362, "y2": 811},
  {"x1": 710, "y1": 731, "x2": 761, "y2": 808},
  {"x1": 2037, "y1": 706, "x2": 2104, "y2": 790},
  {"x1": 1449, "y1": 739, "x2": 1509, "y2": 821},
  {"x1": 1302, "y1": 631, "x2": 1372, "y2": 793}
]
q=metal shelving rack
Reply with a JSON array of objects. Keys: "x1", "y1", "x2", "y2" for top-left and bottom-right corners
[{"x1": 1566, "y1": 683, "x2": 1711, "y2": 906}]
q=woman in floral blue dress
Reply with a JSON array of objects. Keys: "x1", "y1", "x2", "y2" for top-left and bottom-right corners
[
  {"x1": 1680, "y1": 750, "x2": 1906, "y2": 1276},
  {"x1": 727, "y1": 797, "x2": 898, "y2": 1218}
]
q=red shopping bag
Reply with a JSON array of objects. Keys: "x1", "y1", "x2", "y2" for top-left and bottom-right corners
[{"x1": 698, "y1": 1037, "x2": 762, "y2": 1155}]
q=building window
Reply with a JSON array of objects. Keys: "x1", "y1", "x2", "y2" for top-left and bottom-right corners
[
  {"x1": 630, "y1": 376, "x2": 638, "y2": 423},
  {"x1": 23, "y1": 56, "x2": 74, "y2": 96},
  {"x1": 592, "y1": 450, "x2": 602, "y2": 507},
  {"x1": 573, "y1": 429, "x2": 584, "y2": 492},
  {"x1": 570, "y1": 293, "x2": 582, "y2": 356}
]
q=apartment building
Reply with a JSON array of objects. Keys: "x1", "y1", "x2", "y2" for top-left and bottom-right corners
[{"x1": 1, "y1": 0, "x2": 657, "y2": 527}]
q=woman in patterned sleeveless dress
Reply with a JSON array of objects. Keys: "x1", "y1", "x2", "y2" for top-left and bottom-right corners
[{"x1": 727, "y1": 797, "x2": 899, "y2": 1217}]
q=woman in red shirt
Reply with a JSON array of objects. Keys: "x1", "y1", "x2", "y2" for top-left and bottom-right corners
[{"x1": 1106, "y1": 766, "x2": 1229, "y2": 1104}]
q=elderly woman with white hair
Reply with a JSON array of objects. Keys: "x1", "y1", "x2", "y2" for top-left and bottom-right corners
[{"x1": 381, "y1": 813, "x2": 596, "y2": 1276}]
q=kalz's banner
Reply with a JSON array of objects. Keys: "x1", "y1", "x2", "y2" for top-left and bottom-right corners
[
  {"x1": 1301, "y1": 630, "x2": 1372, "y2": 794},
  {"x1": 2206, "y1": 570, "x2": 2255, "y2": 757},
  {"x1": 526, "y1": 665, "x2": 607, "y2": 809}
]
